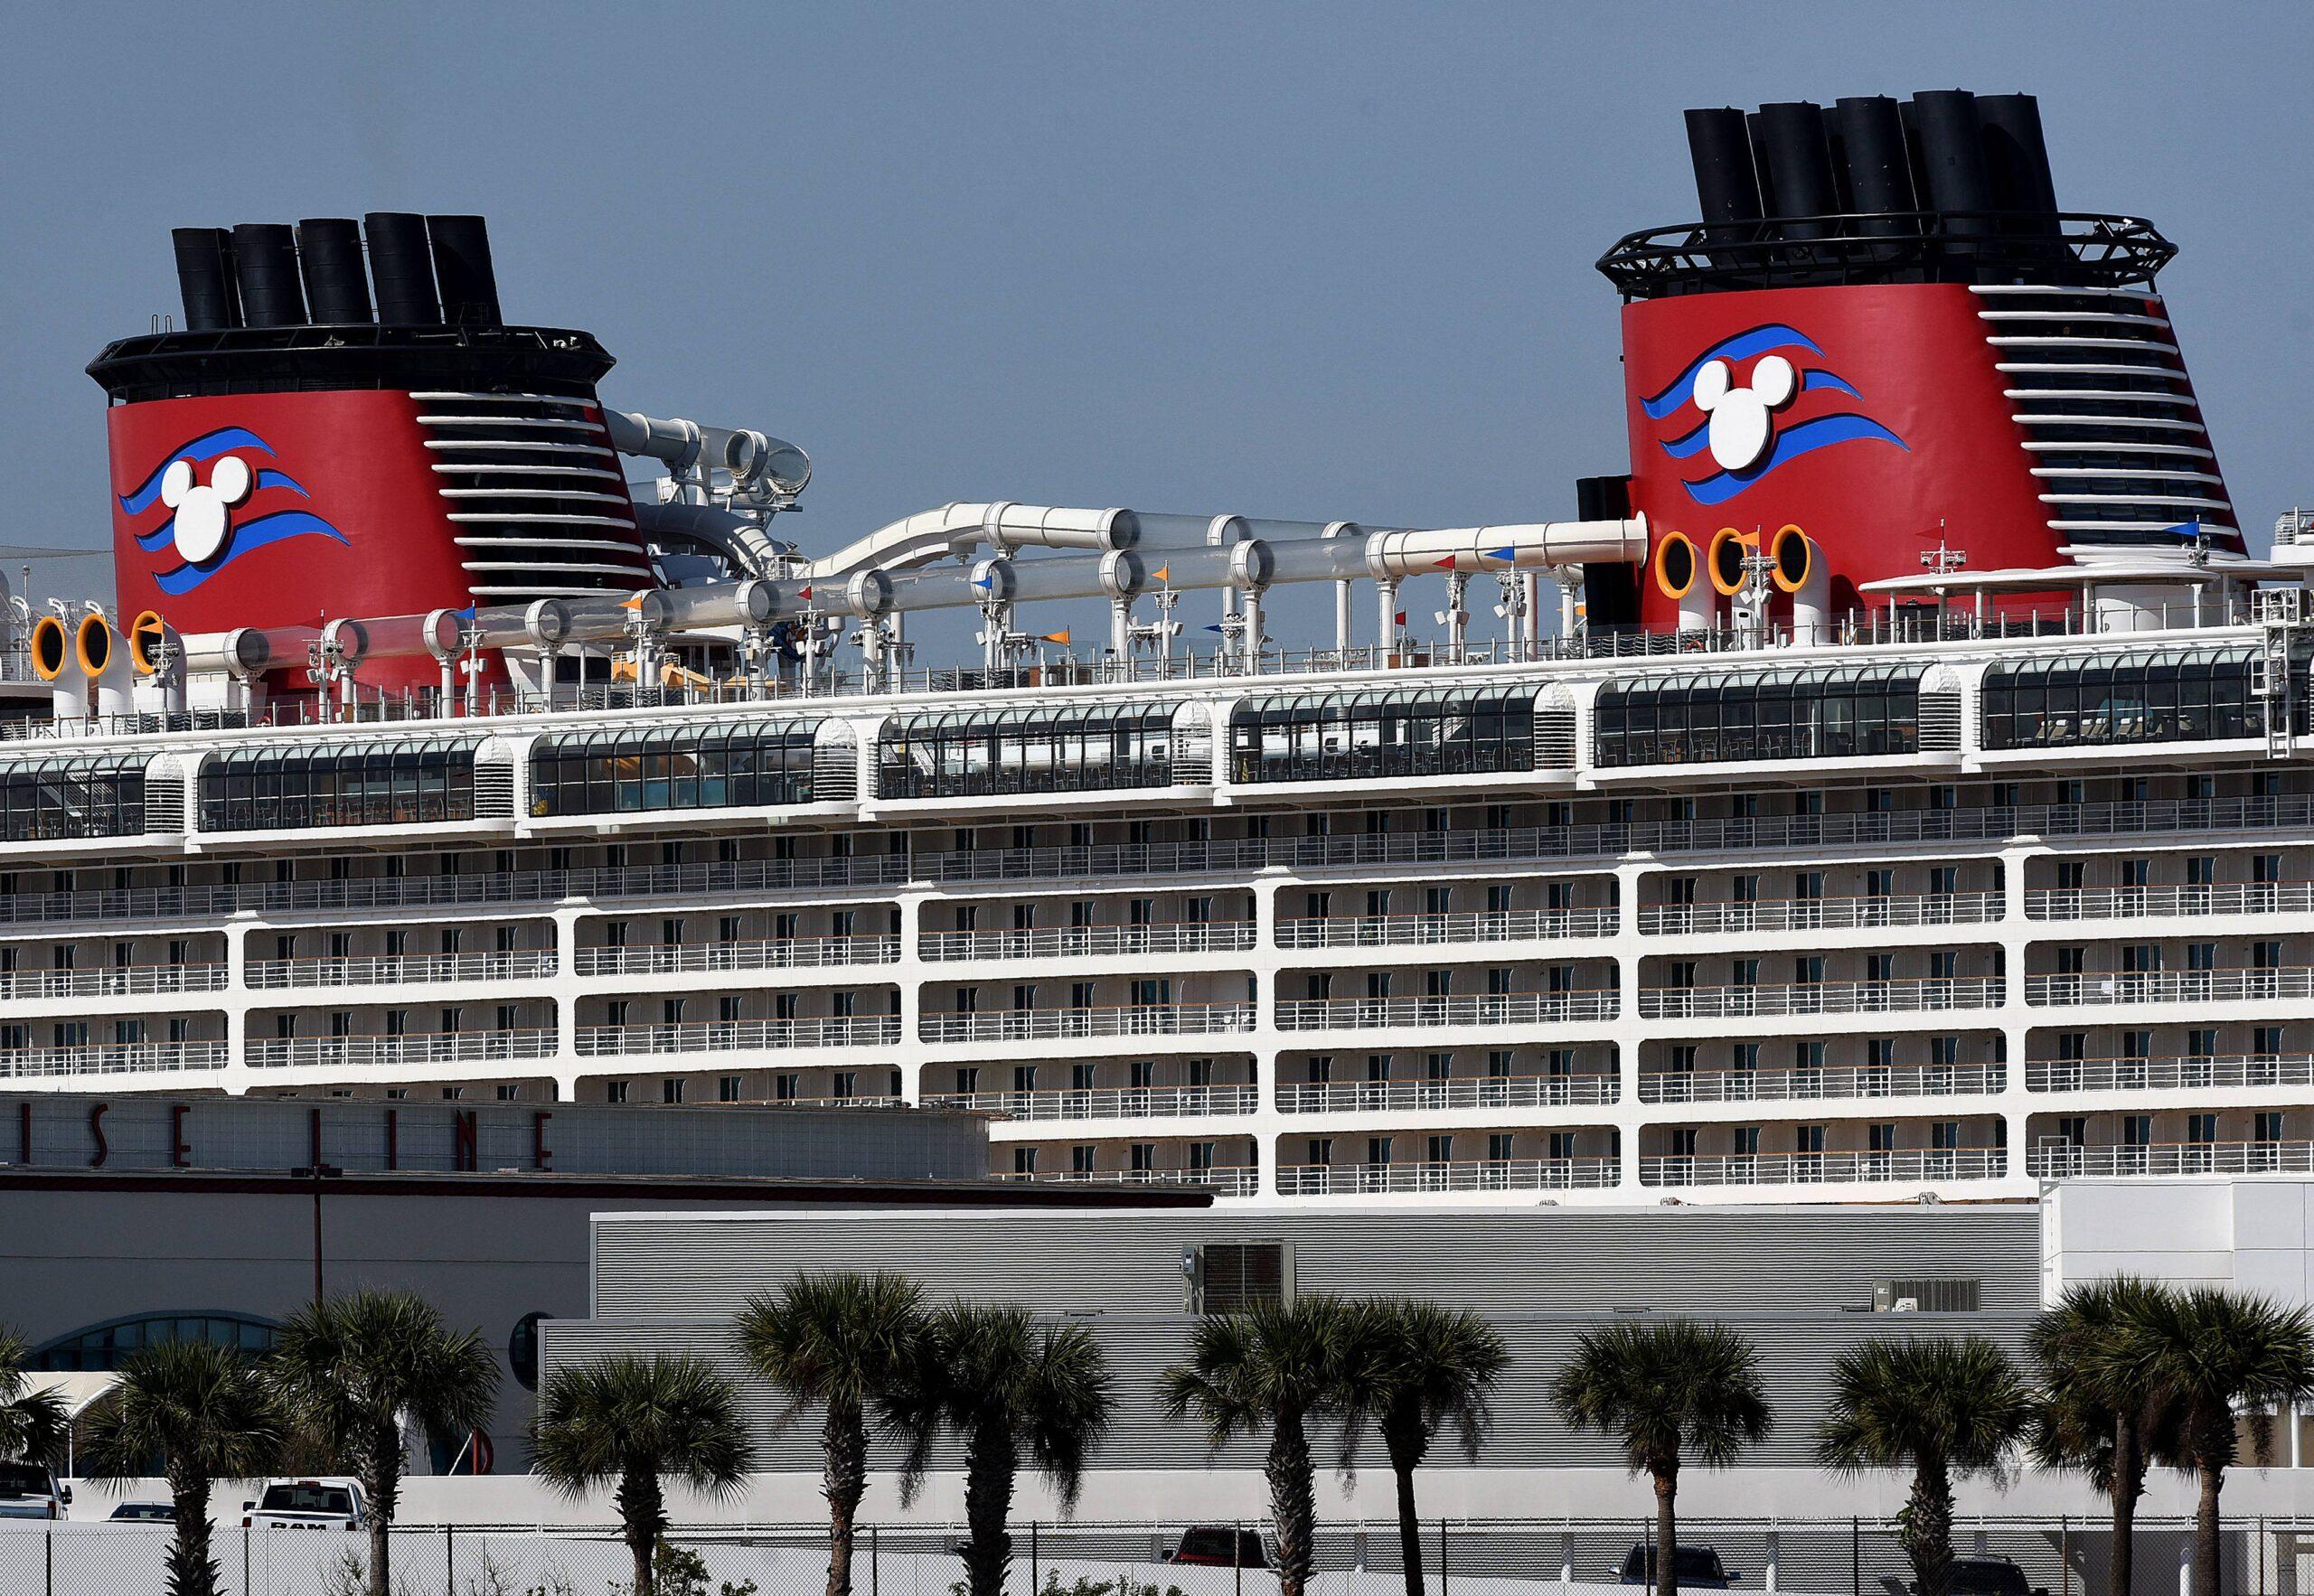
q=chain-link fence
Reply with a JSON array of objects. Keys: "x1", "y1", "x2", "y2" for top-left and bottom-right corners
[{"x1": 0, "y1": 1516, "x2": 2305, "y2": 1596}]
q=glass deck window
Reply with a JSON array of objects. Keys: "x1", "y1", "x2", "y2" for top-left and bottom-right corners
[
  {"x1": 1229, "y1": 685, "x2": 1536, "y2": 784},
  {"x1": 878, "y1": 701, "x2": 1190, "y2": 800},
  {"x1": 530, "y1": 719, "x2": 821, "y2": 816},
  {"x1": 1980, "y1": 647, "x2": 2290, "y2": 750},
  {"x1": 0, "y1": 754, "x2": 146, "y2": 842},
  {"x1": 1593, "y1": 665, "x2": 1923, "y2": 768},
  {"x1": 199, "y1": 738, "x2": 478, "y2": 832}
]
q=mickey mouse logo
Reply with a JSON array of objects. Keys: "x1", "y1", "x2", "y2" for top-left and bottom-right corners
[
  {"x1": 1691, "y1": 353, "x2": 1796, "y2": 473},
  {"x1": 157, "y1": 455, "x2": 253, "y2": 565}
]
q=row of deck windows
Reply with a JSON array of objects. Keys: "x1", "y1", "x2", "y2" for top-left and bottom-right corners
[
  {"x1": 199, "y1": 739, "x2": 475, "y2": 832},
  {"x1": 529, "y1": 721, "x2": 820, "y2": 817},
  {"x1": 0, "y1": 756, "x2": 145, "y2": 843},
  {"x1": 1980, "y1": 648, "x2": 2299, "y2": 751},
  {"x1": 1592, "y1": 666, "x2": 1923, "y2": 769}
]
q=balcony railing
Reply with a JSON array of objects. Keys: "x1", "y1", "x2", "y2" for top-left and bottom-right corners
[
  {"x1": 0, "y1": 1039, "x2": 229, "y2": 1077},
  {"x1": 245, "y1": 950, "x2": 558, "y2": 990},
  {"x1": 1641, "y1": 1146, "x2": 2008, "y2": 1188},
  {"x1": 1275, "y1": 992, "x2": 1617, "y2": 1031},
  {"x1": 248, "y1": 1030, "x2": 558, "y2": 1069},
  {"x1": 1276, "y1": 1158, "x2": 1617, "y2": 1195},
  {"x1": 577, "y1": 1016, "x2": 901, "y2": 1056},
  {"x1": 1275, "y1": 908, "x2": 1617, "y2": 950},
  {"x1": 919, "y1": 924, "x2": 1256, "y2": 962},
  {"x1": 924, "y1": 1084, "x2": 1259, "y2": 1120},
  {"x1": 1279, "y1": 1076, "x2": 1617, "y2": 1113},
  {"x1": 573, "y1": 935, "x2": 900, "y2": 978},
  {"x1": 2027, "y1": 1141, "x2": 2314, "y2": 1178},
  {"x1": 2024, "y1": 967, "x2": 2314, "y2": 1008},
  {"x1": 0, "y1": 963, "x2": 228, "y2": 1001},
  {"x1": 1638, "y1": 977, "x2": 2002, "y2": 1020},
  {"x1": 2027, "y1": 883, "x2": 2314, "y2": 922},
  {"x1": 998, "y1": 1167, "x2": 1258, "y2": 1197},
  {"x1": 2024, "y1": 1054, "x2": 2314, "y2": 1093},
  {"x1": 1639, "y1": 1062, "x2": 2005, "y2": 1104},
  {"x1": 919, "y1": 1003, "x2": 1256, "y2": 1045},
  {"x1": 1637, "y1": 891, "x2": 2004, "y2": 937}
]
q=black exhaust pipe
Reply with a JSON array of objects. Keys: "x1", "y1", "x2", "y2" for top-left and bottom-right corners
[
  {"x1": 428, "y1": 214, "x2": 503, "y2": 328},
  {"x1": 296, "y1": 218, "x2": 373, "y2": 324},
  {"x1": 1828, "y1": 96, "x2": 1916, "y2": 236},
  {"x1": 364, "y1": 211, "x2": 442, "y2": 325},
  {"x1": 170, "y1": 226, "x2": 242, "y2": 332},
  {"x1": 1684, "y1": 107, "x2": 1764, "y2": 239},
  {"x1": 231, "y1": 223, "x2": 306, "y2": 328},
  {"x1": 1976, "y1": 93, "x2": 2060, "y2": 237},
  {"x1": 1904, "y1": 89, "x2": 1997, "y2": 240},
  {"x1": 1747, "y1": 101, "x2": 1838, "y2": 237}
]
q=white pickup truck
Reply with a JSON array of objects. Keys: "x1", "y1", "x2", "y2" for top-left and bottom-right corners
[{"x1": 241, "y1": 1478, "x2": 367, "y2": 1531}]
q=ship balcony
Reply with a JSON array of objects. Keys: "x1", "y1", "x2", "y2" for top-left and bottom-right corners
[
  {"x1": 1637, "y1": 891, "x2": 2005, "y2": 939},
  {"x1": 1275, "y1": 1156, "x2": 1617, "y2": 1196},
  {"x1": 2027, "y1": 883, "x2": 2314, "y2": 923},
  {"x1": 1637, "y1": 976, "x2": 2004, "y2": 1022},
  {"x1": 918, "y1": 1002, "x2": 1257, "y2": 1046},
  {"x1": 248, "y1": 1029, "x2": 560, "y2": 1070},
  {"x1": 244, "y1": 950, "x2": 559, "y2": 990},
  {"x1": 570, "y1": 934, "x2": 902, "y2": 979},
  {"x1": 1274, "y1": 907, "x2": 1616, "y2": 950},
  {"x1": 1638, "y1": 1060, "x2": 2006, "y2": 1105},
  {"x1": 2027, "y1": 1141, "x2": 2314, "y2": 1179},
  {"x1": 1640, "y1": 1146, "x2": 2008, "y2": 1190},
  {"x1": 1278, "y1": 1074, "x2": 1618, "y2": 1113},
  {"x1": 2023, "y1": 1053, "x2": 2314, "y2": 1093},
  {"x1": 917, "y1": 923, "x2": 1257, "y2": 962},
  {"x1": 1274, "y1": 991, "x2": 1618, "y2": 1032},
  {"x1": 575, "y1": 1015, "x2": 902, "y2": 1056},
  {"x1": 925, "y1": 1084, "x2": 1261, "y2": 1122},
  {"x1": 2024, "y1": 967, "x2": 2314, "y2": 1008},
  {"x1": 0, "y1": 1039, "x2": 230, "y2": 1079},
  {"x1": 997, "y1": 1161, "x2": 1258, "y2": 1197},
  {"x1": 0, "y1": 962, "x2": 230, "y2": 1003}
]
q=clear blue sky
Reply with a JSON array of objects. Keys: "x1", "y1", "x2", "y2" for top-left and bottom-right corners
[{"x1": 4, "y1": 2, "x2": 2309, "y2": 646}]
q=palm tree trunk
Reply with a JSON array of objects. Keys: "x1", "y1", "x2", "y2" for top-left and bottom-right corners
[
  {"x1": 617, "y1": 1463, "x2": 667, "y2": 1596},
  {"x1": 1903, "y1": 1454, "x2": 1953, "y2": 1596},
  {"x1": 167, "y1": 1469, "x2": 215, "y2": 1596},
  {"x1": 2108, "y1": 1417, "x2": 2141, "y2": 1596},
  {"x1": 1652, "y1": 1466, "x2": 1679, "y2": 1596},
  {"x1": 1268, "y1": 1405, "x2": 1317, "y2": 1596},
  {"x1": 1383, "y1": 1408, "x2": 1428, "y2": 1596},
  {"x1": 961, "y1": 1420, "x2": 1018, "y2": 1596},
  {"x1": 823, "y1": 1402, "x2": 867, "y2": 1596},
  {"x1": 363, "y1": 1432, "x2": 400, "y2": 1596},
  {"x1": 2192, "y1": 1462, "x2": 2223, "y2": 1596}
]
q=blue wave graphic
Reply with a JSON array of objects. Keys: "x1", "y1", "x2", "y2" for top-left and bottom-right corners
[
  {"x1": 1802, "y1": 370, "x2": 1862, "y2": 399},
  {"x1": 118, "y1": 428, "x2": 277, "y2": 515},
  {"x1": 1640, "y1": 325, "x2": 1825, "y2": 418},
  {"x1": 152, "y1": 511, "x2": 348, "y2": 594},
  {"x1": 256, "y1": 469, "x2": 308, "y2": 497},
  {"x1": 1660, "y1": 418, "x2": 1710, "y2": 460},
  {"x1": 1679, "y1": 414, "x2": 1910, "y2": 505},
  {"x1": 134, "y1": 519, "x2": 176, "y2": 554}
]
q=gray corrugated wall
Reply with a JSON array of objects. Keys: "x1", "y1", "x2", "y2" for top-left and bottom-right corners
[
  {"x1": 587, "y1": 1205, "x2": 2040, "y2": 1320},
  {"x1": 538, "y1": 1310, "x2": 2035, "y2": 1470}
]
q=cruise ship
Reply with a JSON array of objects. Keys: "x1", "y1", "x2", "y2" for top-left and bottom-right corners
[{"x1": 5, "y1": 89, "x2": 2309, "y2": 1209}]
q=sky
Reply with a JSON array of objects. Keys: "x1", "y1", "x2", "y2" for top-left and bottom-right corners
[{"x1": 3, "y1": 2, "x2": 2309, "y2": 652}]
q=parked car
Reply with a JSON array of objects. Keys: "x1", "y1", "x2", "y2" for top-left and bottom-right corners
[
  {"x1": 1939, "y1": 1559, "x2": 2046, "y2": 1596},
  {"x1": 0, "y1": 1464, "x2": 70, "y2": 1520},
  {"x1": 1165, "y1": 1526, "x2": 1269, "y2": 1568},
  {"x1": 1618, "y1": 1545, "x2": 1740, "y2": 1589},
  {"x1": 241, "y1": 1478, "x2": 366, "y2": 1531},
  {"x1": 108, "y1": 1502, "x2": 174, "y2": 1522}
]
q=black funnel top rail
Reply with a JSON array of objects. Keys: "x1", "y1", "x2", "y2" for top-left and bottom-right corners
[
  {"x1": 231, "y1": 223, "x2": 306, "y2": 328},
  {"x1": 364, "y1": 211, "x2": 443, "y2": 325},
  {"x1": 296, "y1": 218, "x2": 374, "y2": 324},
  {"x1": 1631, "y1": 88, "x2": 2130, "y2": 297},
  {"x1": 170, "y1": 227, "x2": 242, "y2": 332},
  {"x1": 427, "y1": 215, "x2": 503, "y2": 328}
]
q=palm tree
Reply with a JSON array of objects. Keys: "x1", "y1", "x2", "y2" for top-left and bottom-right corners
[
  {"x1": 1159, "y1": 1294, "x2": 1363, "y2": 1596},
  {"x1": 1815, "y1": 1338, "x2": 2033, "y2": 1596},
  {"x1": 890, "y1": 1303, "x2": 1115, "y2": 1596},
  {"x1": 1338, "y1": 1300, "x2": 1509, "y2": 1596},
  {"x1": 733, "y1": 1271, "x2": 927, "y2": 1596},
  {"x1": 267, "y1": 1290, "x2": 500, "y2": 1596},
  {"x1": 0, "y1": 1330, "x2": 67, "y2": 1471},
  {"x1": 2029, "y1": 1277, "x2": 2185, "y2": 1596},
  {"x1": 1551, "y1": 1320, "x2": 1769, "y2": 1596},
  {"x1": 532, "y1": 1354, "x2": 754, "y2": 1596},
  {"x1": 80, "y1": 1339, "x2": 281, "y2": 1596},
  {"x1": 2084, "y1": 1285, "x2": 2314, "y2": 1596}
]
